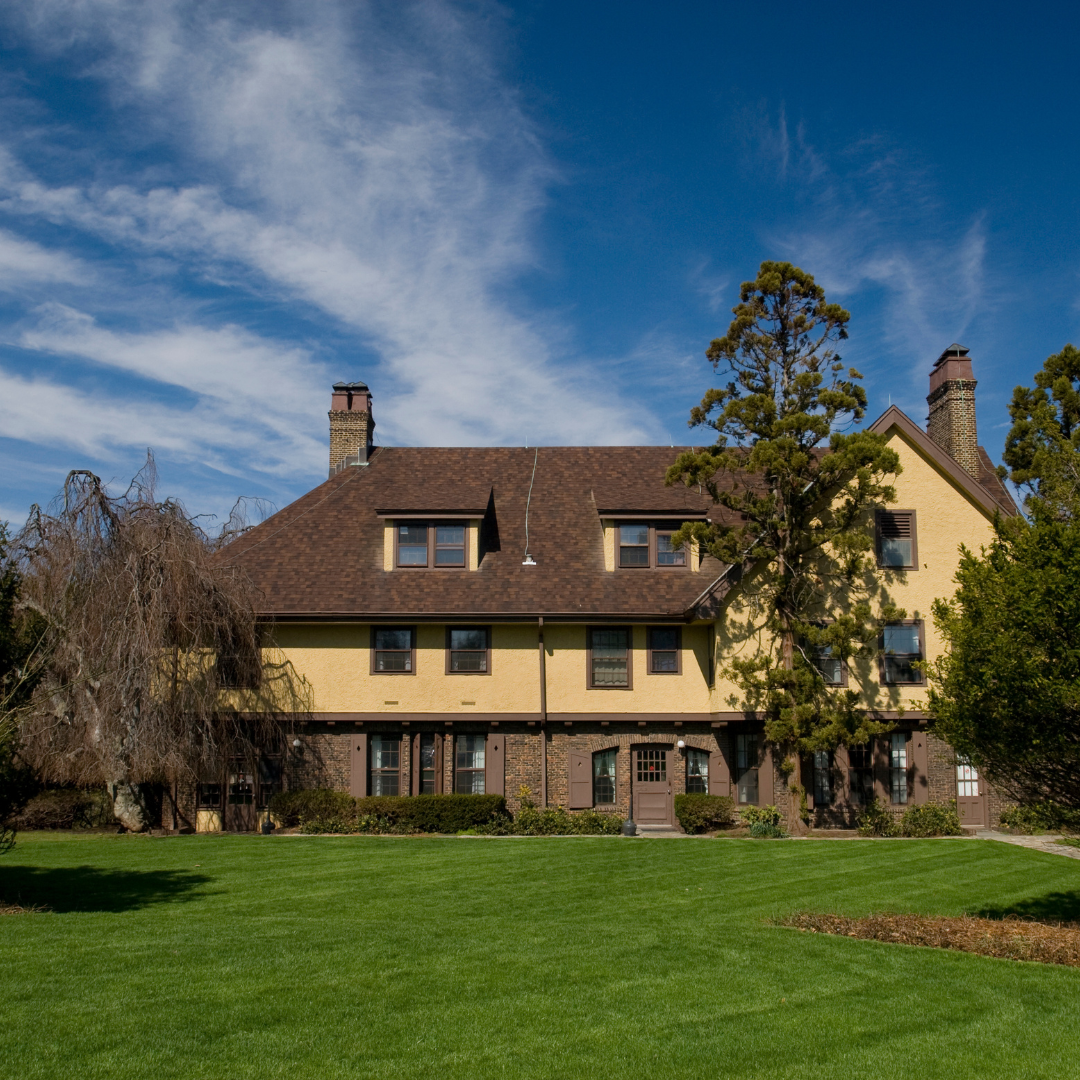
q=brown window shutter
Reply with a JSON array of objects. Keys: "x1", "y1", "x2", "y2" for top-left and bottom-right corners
[
  {"x1": 568, "y1": 751, "x2": 592, "y2": 808},
  {"x1": 708, "y1": 737, "x2": 730, "y2": 796},
  {"x1": 485, "y1": 733, "x2": 505, "y2": 796},
  {"x1": 759, "y1": 744, "x2": 775, "y2": 805},
  {"x1": 350, "y1": 733, "x2": 368, "y2": 798},
  {"x1": 873, "y1": 737, "x2": 890, "y2": 804},
  {"x1": 911, "y1": 732, "x2": 928, "y2": 804},
  {"x1": 801, "y1": 755, "x2": 815, "y2": 810}
]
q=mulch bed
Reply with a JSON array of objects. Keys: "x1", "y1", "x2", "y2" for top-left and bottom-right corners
[
  {"x1": 782, "y1": 912, "x2": 1080, "y2": 967},
  {"x1": 0, "y1": 903, "x2": 45, "y2": 916}
]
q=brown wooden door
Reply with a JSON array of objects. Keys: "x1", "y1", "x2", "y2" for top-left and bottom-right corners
[
  {"x1": 225, "y1": 760, "x2": 257, "y2": 831},
  {"x1": 633, "y1": 746, "x2": 672, "y2": 825},
  {"x1": 956, "y1": 760, "x2": 987, "y2": 828}
]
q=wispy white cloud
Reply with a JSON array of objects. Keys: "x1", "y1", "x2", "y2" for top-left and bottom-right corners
[
  {"x1": 12, "y1": 305, "x2": 329, "y2": 476},
  {"x1": 0, "y1": 0, "x2": 656, "y2": 468},
  {"x1": 0, "y1": 227, "x2": 87, "y2": 289}
]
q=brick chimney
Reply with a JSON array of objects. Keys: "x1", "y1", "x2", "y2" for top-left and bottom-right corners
[
  {"x1": 926, "y1": 343, "x2": 980, "y2": 480},
  {"x1": 329, "y1": 381, "x2": 375, "y2": 476}
]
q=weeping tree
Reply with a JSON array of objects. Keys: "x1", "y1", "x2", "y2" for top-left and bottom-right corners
[
  {"x1": 12, "y1": 458, "x2": 310, "y2": 831},
  {"x1": 666, "y1": 261, "x2": 903, "y2": 826},
  {"x1": 0, "y1": 524, "x2": 44, "y2": 851}
]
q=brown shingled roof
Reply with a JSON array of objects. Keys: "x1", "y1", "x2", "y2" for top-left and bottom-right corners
[{"x1": 223, "y1": 446, "x2": 724, "y2": 621}]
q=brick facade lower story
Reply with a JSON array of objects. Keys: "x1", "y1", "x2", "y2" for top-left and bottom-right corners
[{"x1": 160, "y1": 719, "x2": 1010, "y2": 834}]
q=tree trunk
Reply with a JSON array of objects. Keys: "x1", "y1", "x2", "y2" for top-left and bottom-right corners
[{"x1": 110, "y1": 780, "x2": 151, "y2": 832}]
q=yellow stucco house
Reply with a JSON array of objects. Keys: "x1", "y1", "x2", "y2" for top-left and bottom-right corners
[{"x1": 182, "y1": 344, "x2": 1015, "y2": 833}]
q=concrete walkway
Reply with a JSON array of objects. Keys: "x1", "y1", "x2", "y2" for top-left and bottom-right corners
[{"x1": 975, "y1": 829, "x2": 1080, "y2": 860}]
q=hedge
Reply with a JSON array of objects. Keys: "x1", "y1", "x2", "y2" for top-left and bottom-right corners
[
  {"x1": 475, "y1": 806, "x2": 623, "y2": 835},
  {"x1": 268, "y1": 790, "x2": 507, "y2": 833},
  {"x1": 674, "y1": 794, "x2": 734, "y2": 833}
]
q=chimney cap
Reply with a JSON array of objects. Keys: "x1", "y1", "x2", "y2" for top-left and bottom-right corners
[
  {"x1": 932, "y1": 343, "x2": 970, "y2": 369},
  {"x1": 333, "y1": 381, "x2": 370, "y2": 392}
]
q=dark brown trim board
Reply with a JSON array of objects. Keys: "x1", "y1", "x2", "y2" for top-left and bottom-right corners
[{"x1": 868, "y1": 405, "x2": 1017, "y2": 518}]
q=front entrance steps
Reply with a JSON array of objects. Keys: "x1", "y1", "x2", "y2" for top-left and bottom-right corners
[{"x1": 634, "y1": 824, "x2": 684, "y2": 838}]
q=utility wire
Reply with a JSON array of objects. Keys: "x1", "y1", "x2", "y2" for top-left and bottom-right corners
[{"x1": 523, "y1": 447, "x2": 538, "y2": 563}]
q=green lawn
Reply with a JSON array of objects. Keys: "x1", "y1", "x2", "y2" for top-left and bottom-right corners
[{"x1": 1, "y1": 834, "x2": 1078, "y2": 1080}]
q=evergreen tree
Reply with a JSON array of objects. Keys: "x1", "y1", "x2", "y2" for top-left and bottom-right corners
[
  {"x1": 1001, "y1": 343, "x2": 1080, "y2": 519},
  {"x1": 667, "y1": 261, "x2": 902, "y2": 824}
]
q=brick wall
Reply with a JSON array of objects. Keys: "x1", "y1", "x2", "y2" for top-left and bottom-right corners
[
  {"x1": 329, "y1": 408, "x2": 372, "y2": 472},
  {"x1": 926, "y1": 378, "x2": 980, "y2": 480}
]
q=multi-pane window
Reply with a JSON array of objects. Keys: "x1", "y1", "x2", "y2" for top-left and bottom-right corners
[
  {"x1": 590, "y1": 627, "x2": 630, "y2": 688},
  {"x1": 809, "y1": 643, "x2": 843, "y2": 685},
  {"x1": 198, "y1": 782, "x2": 222, "y2": 809},
  {"x1": 656, "y1": 532, "x2": 686, "y2": 566},
  {"x1": 619, "y1": 524, "x2": 650, "y2": 567},
  {"x1": 890, "y1": 732, "x2": 908, "y2": 804},
  {"x1": 397, "y1": 524, "x2": 429, "y2": 566},
  {"x1": 373, "y1": 627, "x2": 414, "y2": 673},
  {"x1": 419, "y1": 733, "x2": 438, "y2": 794},
  {"x1": 848, "y1": 743, "x2": 875, "y2": 805},
  {"x1": 396, "y1": 523, "x2": 467, "y2": 568},
  {"x1": 686, "y1": 748, "x2": 709, "y2": 794},
  {"x1": 636, "y1": 748, "x2": 667, "y2": 782},
  {"x1": 455, "y1": 734, "x2": 486, "y2": 794},
  {"x1": 448, "y1": 627, "x2": 489, "y2": 673},
  {"x1": 736, "y1": 733, "x2": 759, "y2": 805},
  {"x1": 434, "y1": 525, "x2": 466, "y2": 566},
  {"x1": 876, "y1": 510, "x2": 917, "y2": 569},
  {"x1": 593, "y1": 749, "x2": 617, "y2": 805},
  {"x1": 813, "y1": 751, "x2": 833, "y2": 806},
  {"x1": 370, "y1": 734, "x2": 401, "y2": 796},
  {"x1": 956, "y1": 758, "x2": 979, "y2": 797},
  {"x1": 881, "y1": 623, "x2": 924, "y2": 684},
  {"x1": 227, "y1": 760, "x2": 255, "y2": 806},
  {"x1": 616, "y1": 524, "x2": 690, "y2": 569},
  {"x1": 648, "y1": 627, "x2": 680, "y2": 673}
]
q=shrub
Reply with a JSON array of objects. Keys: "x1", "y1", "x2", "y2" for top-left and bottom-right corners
[
  {"x1": 269, "y1": 789, "x2": 356, "y2": 828},
  {"x1": 856, "y1": 797, "x2": 900, "y2": 837},
  {"x1": 674, "y1": 794, "x2": 735, "y2": 834},
  {"x1": 268, "y1": 790, "x2": 507, "y2": 834},
  {"x1": 14, "y1": 788, "x2": 111, "y2": 830},
  {"x1": 999, "y1": 802, "x2": 1080, "y2": 834},
  {"x1": 749, "y1": 822, "x2": 786, "y2": 838},
  {"x1": 740, "y1": 804, "x2": 782, "y2": 828},
  {"x1": 476, "y1": 805, "x2": 623, "y2": 836},
  {"x1": 899, "y1": 802, "x2": 964, "y2": 837}
]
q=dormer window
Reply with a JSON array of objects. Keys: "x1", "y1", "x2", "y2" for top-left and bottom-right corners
[
  {"x1": 619, "y1": 524, "x2": 649, "y2": 566},
  {"x1": 618, "y1": 523, "x2": 688, "y2": 569},
  {"x1": 395, "y1": 523, "x2": 468, "y2": 568}
]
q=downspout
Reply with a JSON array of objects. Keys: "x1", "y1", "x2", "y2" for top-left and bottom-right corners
[{"x1": 539, "y1": 616, "x2": 547, "y2": 807}]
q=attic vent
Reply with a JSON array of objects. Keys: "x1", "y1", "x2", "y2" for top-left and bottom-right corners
[
  {"x1": 878, "y1": 511, "x2": 912, "y2": 538},
  {"x1": 876, "y1": 510, "x2": 916, "y2": 569}
]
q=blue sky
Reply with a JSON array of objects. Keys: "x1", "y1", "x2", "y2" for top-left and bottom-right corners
[{"x1": 0, "y1": 0, "x2": 1077, "y2": 528}]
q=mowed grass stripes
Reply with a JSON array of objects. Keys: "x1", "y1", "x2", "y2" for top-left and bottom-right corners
[{"x1": 1, "y1": 833, "x2": 1078, "y2": 1080}]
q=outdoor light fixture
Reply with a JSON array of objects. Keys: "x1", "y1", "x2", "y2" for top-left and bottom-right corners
[
  {"x1": 292, "y1": 738, "x2": 302, "y2": 748},
  {"x1": 677, "y1": 739, "x2": 685, "y2": 749}
]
